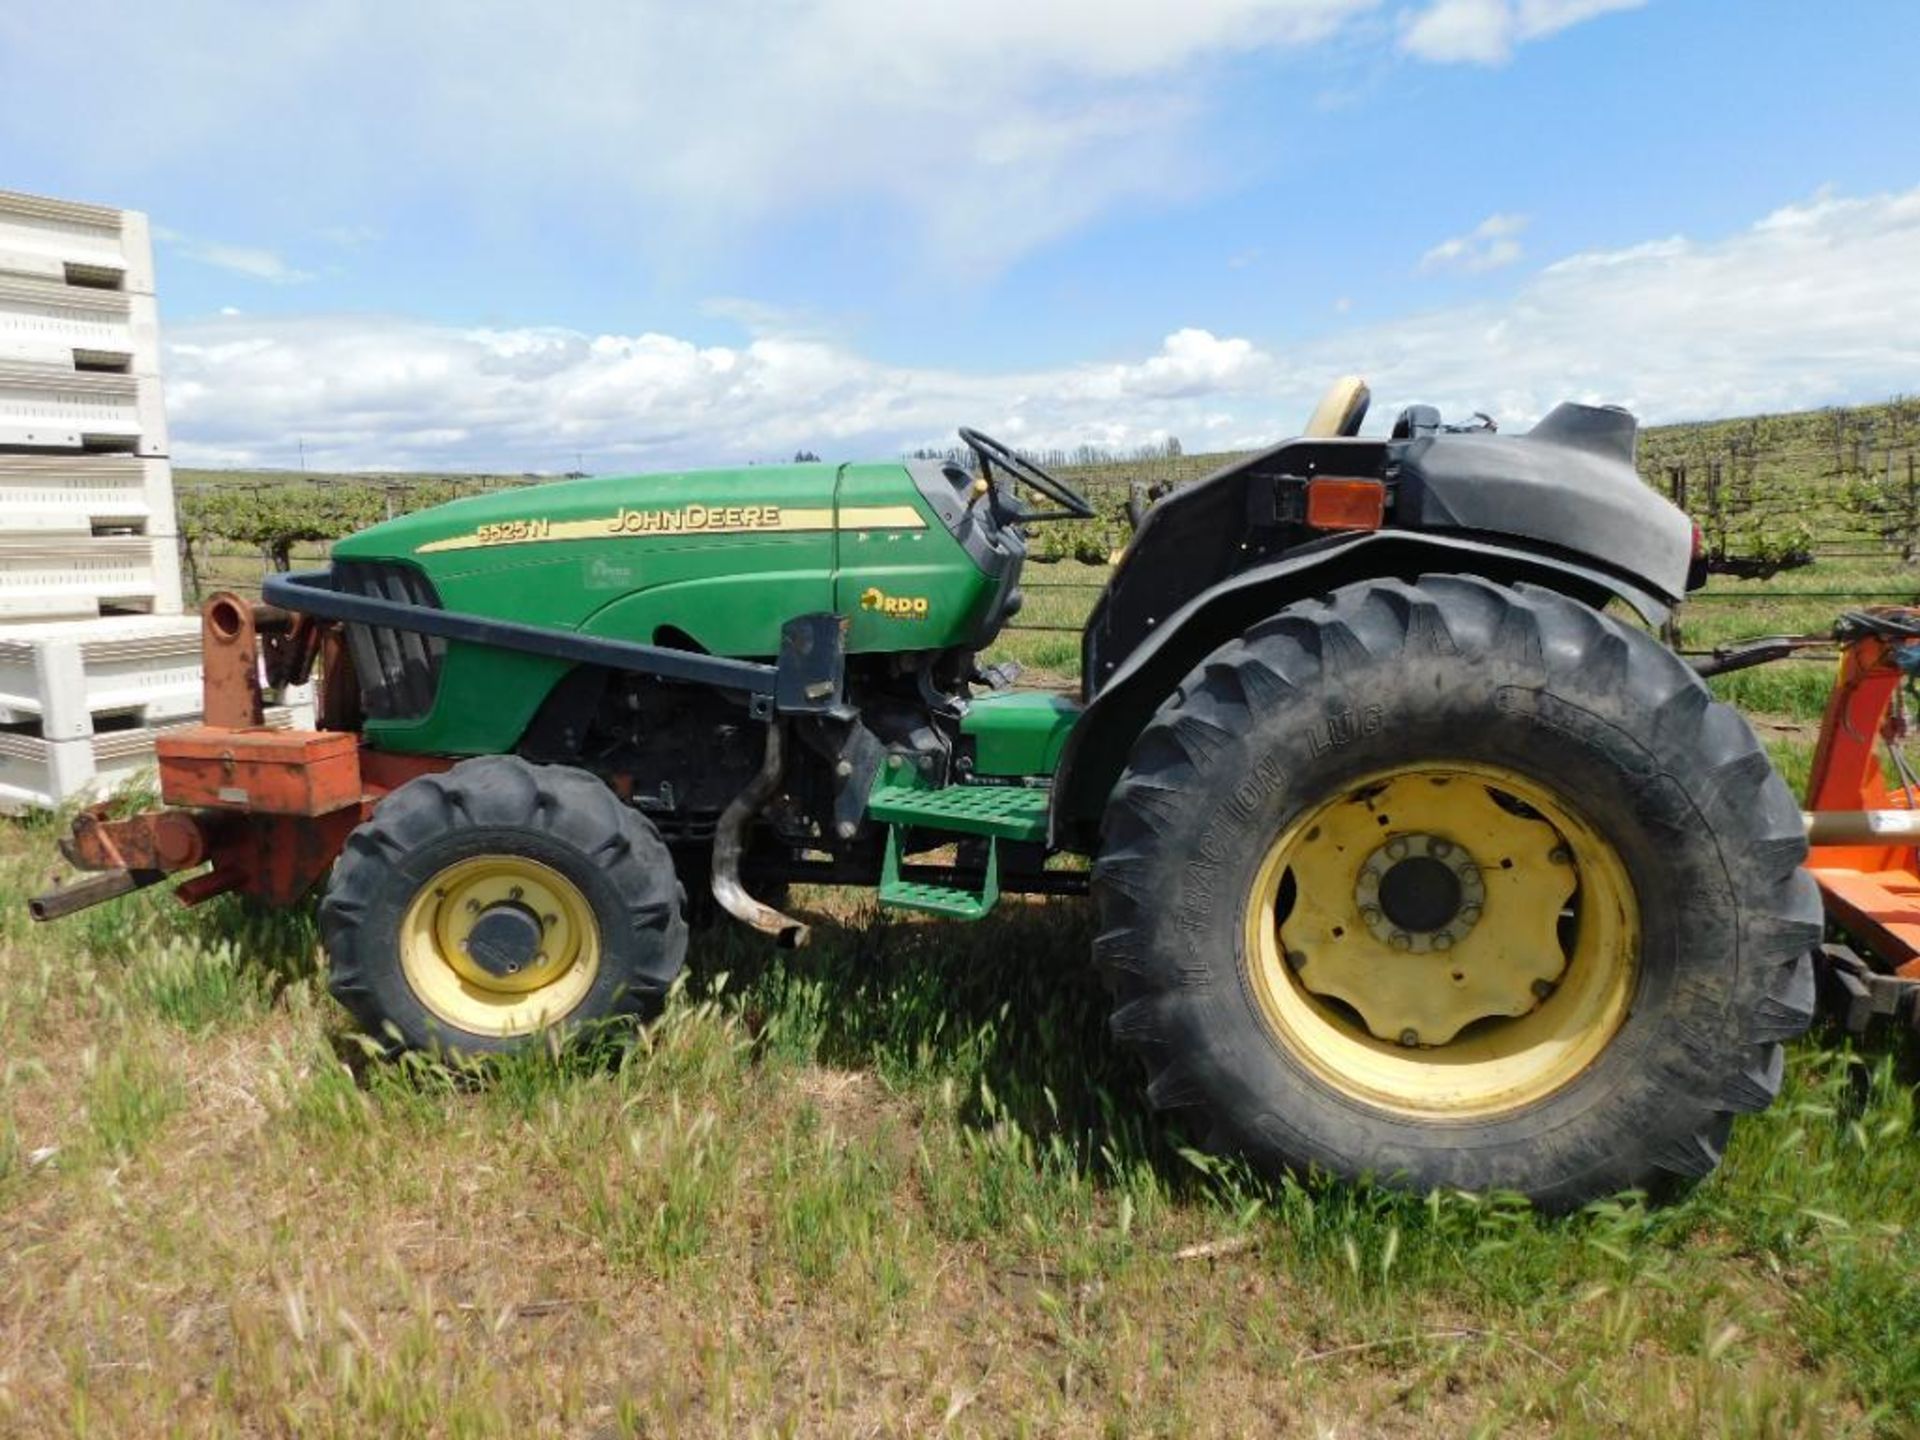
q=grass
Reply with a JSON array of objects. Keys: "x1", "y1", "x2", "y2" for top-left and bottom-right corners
[{"x1": 5, "y1": 811, "x2": 1920, "y2": 1434}]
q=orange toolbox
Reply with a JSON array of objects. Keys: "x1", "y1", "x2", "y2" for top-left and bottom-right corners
[{"x1": 157, "y1": 726, "x2": 363, "y2": 816}]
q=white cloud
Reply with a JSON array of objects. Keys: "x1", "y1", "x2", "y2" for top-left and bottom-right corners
[
  {"x1": 154, "y1": 226, "x2": 313, "y2": 285},
  {"x1": 164, "y1": 319, "x2": 1288, "y2": 471},
  {"x1": 1400, "y1": 0, "x2": 1645, "y2": 64},
  {"x1": 1421, "y1": 212, "x2": 1530, "y2": 272},
  {"x1": 163, "y1": 185, "x2": 1920, "y2": 472},
  {"x1": 1341, "y1": 184, "x2": 1920, "y2": 425},
  {"x1": 185, "y1": 242, "x2": 313, "y2": 285}
]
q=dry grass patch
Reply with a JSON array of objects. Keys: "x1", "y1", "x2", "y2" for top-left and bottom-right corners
[{"x1": 0, "y1": 784, "x2": 1918, "y2": 1435}]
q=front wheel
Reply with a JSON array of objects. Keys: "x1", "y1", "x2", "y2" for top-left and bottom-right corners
[
  {"x1": 320, "y1": 756, "x2": 687, "y2": 1057},
  {"x1": 1093, "y1": 576, "x2": 1819, "y2": 1208}
]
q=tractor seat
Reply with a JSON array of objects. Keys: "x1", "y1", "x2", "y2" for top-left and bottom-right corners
[{"x1": 1301, "y1": 375, "x2": 1371, "y2": 438}]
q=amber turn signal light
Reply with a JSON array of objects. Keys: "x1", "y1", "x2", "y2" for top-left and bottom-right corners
[{"x1": 1305, "y1": 477, "x2": 1386, "y2": 531}]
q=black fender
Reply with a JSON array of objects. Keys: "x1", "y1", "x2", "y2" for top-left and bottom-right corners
[{"x1": 1048, "y1": 530, "x2": 1674, "y2": 850}]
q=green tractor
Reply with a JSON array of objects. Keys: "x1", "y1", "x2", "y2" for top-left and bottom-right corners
[{"x1": 38, "y1": 378, "x2": 1819, "y2": 1208}]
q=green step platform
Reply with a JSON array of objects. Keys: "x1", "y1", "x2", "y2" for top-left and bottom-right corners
[
  {"x1": 865, "y1": 778, "x2": 1050, "y2": 841},
  {"x1": 869, "y1": 778, "x2": 1050, "y2": 919}
]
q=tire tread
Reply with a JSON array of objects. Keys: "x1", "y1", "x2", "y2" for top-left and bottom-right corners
[{"x1": 1092, "y1": 574, "x2": 1817, "y2": 1207}]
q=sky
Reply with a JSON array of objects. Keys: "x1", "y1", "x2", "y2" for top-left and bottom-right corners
[{"x1": 3, "y1": 0, "x2": 1917, "y2": 473}]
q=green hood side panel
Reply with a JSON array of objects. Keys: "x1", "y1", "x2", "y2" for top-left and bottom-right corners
[
  {"x1": 336, "y1": 461, "x2": 997, "y2": 755},
  {"x1": 961, "y1": 690, "x2": 1080, "y2": 777},
  {"x1": 356, "y1": 538, "x2": 836, "y2": 757},
  {"x1": 833, "y1": 463, "x2": 1002, "y2": 654}
]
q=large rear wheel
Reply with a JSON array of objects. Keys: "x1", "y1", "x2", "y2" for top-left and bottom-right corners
[{"x1": 1093, "y1": 576, "x2": 1819, "y2": 1208}]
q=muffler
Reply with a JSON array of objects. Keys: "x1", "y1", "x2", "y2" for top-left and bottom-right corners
[{"x1": 711, "y1": 721, "x2": 809, "y2": 947}]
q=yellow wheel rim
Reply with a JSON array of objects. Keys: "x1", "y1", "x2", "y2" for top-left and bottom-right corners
[
  {"x1": 1242, "y1": 762, "x2": 1638, "y2": 1119},
  {"x1": 399, "y1": 854, "x2": 601, "y2": 1038}
]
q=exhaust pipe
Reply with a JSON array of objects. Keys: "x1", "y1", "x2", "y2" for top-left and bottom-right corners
[{"x1": 712, "y1": 721, "x2": 810, "y2": 947}]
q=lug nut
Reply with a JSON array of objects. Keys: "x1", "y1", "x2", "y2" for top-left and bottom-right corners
[
  {"x1": 466, "y1": 899, "x2": 482, "y2": 914},
  {"x1": 1430, "y1": 839, "x2": 1453, "y2": 858},
  {"x1": 542, "y1": 913, "x2": 558, "y2": 928},
  {"x1": 508, "y1": 886, "x2": 525, "y2": 901},
  {"x1": 1459, "y1": 905, "x2": 1481, "y2": 925},
  {"x1": 1398, "y1": 1028, "x2": 1420, "y2": 1048},
  {"x1": 1386, "y1": 838, "x2": 1408, "y2": 860},
  {"x1": 1285, "y1": 949, "x2": 1308, "y2": 971},
  {"x1": 1362, "y1": 907, "x2": 1383, "y2": 926},
  {"x1": 1548, "y1": 846, "x2": 1571, "y2": 865},
  {"x1": 1531, "y1": 977, "x2": 1557, "y2": 1000},
  {"x1": 1389, "y1": 931, "x2": 1411, "y2": 951},
  {"x1": 1432, "y1": 931, "x2": 1454, "y2": 950}
]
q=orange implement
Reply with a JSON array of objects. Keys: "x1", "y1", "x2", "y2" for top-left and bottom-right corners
[
  {"x1": 1802, "y1": 609, "x2": 1920, "y2": 984},
  {"x1": 1806, "y1": 628, "x2": 1916, "y2": 876},
  {"x1": 30, "y1": 595, "x2": 457, "y2": 920},
  {"x1": 1812, "y1": 868, "x2": 1920, "y2": 978}
]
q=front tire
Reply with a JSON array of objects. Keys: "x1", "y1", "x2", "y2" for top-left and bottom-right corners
[
  {"x1": 1092, "y1": 576, "x2": 1819, "y2": 1208},
  {"x1": 320, "y1": 756, "x2": 687, "y2": 1057}
]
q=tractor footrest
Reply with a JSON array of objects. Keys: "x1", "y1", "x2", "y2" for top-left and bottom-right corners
[
  {"x1": 879, "y1": 875, "x2": 996, "y2": 920},
  {"x1": 865, "y1": 780, "x2": 1049, "y2": 841},
  {"x1": 877, "y1": 821, "x2": 1003, "y2": 921}
]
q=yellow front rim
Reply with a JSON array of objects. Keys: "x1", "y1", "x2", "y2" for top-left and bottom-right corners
[
  {"x1": 1242, "y1": 762, "x2": 1639, "y2": 1119},
  {"x1": 399, "y1": 854, "x2": 601, "y2": 1038}
]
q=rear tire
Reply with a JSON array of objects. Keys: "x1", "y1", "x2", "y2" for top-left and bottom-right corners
[
  {"x1": 1092, "y1": 576, "x2": 1819, "y2": 1208},
  {"x1": 320, "y1": 756, "x2": 687, "y2": 1057}
]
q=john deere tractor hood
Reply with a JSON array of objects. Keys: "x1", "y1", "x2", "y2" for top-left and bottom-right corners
[{"x1": 328, "y1": 459, "x2": 1021, "y2": 753}]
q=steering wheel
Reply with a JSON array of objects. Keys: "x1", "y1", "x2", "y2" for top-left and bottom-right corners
[{"x1": 957, "y1": 427, "x2": 1095, "y2": 522}]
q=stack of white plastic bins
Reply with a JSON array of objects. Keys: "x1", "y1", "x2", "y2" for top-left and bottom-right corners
[{"x1": 0, "y1": 187, "x2": 295, "y2": 810}]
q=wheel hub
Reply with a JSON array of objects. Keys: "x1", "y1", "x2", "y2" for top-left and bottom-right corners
[
  {"x1": 464, "y1": 902, "x2": 545, "y2": 980},
  {"x1": 1379, "y1": 857, "x2": 1459, "y2": 931},
  {"x1": 1243, "y1": 762, "x2": 1640, "y2": 1118},
  {"x1": 1269, "y1": 770, "x2": 1582, "y2": 1047},
  {"x1": 1354, "y1": 833, "x2": 1486, "y2": 952},
  {"x1": 398, "y1": 854, "x2": 601, "y2": 1036}
]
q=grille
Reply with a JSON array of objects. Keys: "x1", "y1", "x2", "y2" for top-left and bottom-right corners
[{"x1": 332, "y1": 559, "x2": 446, "y2": 720}]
